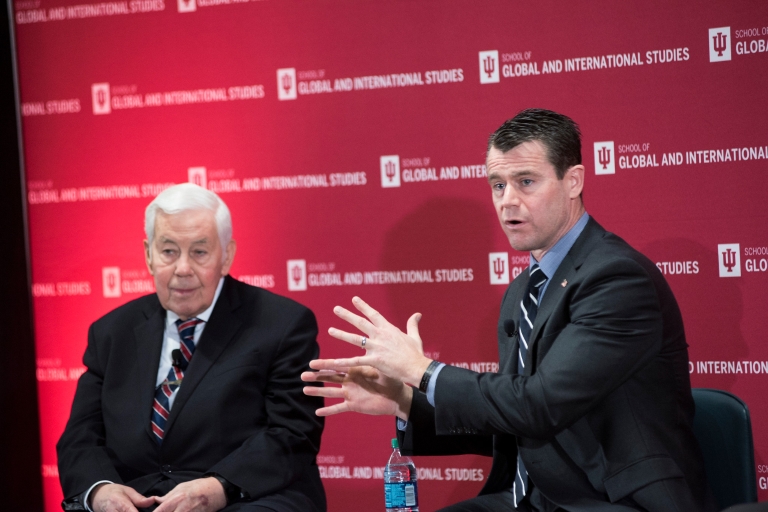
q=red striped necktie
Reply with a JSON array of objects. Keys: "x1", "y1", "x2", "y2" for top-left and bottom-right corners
[{"x1": 150, "y1": 317, "x2": 204, "y2": 444}]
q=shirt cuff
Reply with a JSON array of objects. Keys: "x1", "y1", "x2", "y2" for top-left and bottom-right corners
[
  {"x1": 83, "y1": 480, "x2": 113, "y2": 512},
  {"x1": 426, "y1": 363, "x2": 446, "y2": 406},
  {"x1": 396, "y1": 418, "x2": 408, "y2": 431}
]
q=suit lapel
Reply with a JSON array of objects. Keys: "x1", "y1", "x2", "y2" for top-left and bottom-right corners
[
  {"x1": 527, "y1": 218, "x2": 606, "y2": 364},
  {"x1": 133, "y1": 301, "x2": 166, "y2": 444},
  {"x1": 164, "y1": 277, "x2": 243, "y2": 438},
  {"x1": 529, "y1": 256, "x2": 576, "y2": 344}
]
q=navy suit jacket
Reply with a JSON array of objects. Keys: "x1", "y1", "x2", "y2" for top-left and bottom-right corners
[
  {"x1": 400, "y1": 218, "x2": 716, "y2": 511},
  {"x1": 57, "y1": 276, "x2": 326, "y2": 511}
]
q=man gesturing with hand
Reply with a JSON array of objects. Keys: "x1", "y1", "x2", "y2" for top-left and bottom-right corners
[
  {"x1": 303, "y1": 109, "x2": 715, "y2": 512},
  {"x1": 304, "y1": 299, "x2": 425, "y2": 421}
]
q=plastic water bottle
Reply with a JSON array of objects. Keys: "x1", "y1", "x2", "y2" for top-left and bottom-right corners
[{"x1": 384, "y1": 438, "x2": 419, "y2": 512}]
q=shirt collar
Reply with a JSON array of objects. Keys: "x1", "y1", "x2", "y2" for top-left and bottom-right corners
[
  {"x1": 165, "y1": 277, "x2": 226, "y2": 326},
  {"x1": 530, "y1": 212, "x2": 590, "y2": 279}
]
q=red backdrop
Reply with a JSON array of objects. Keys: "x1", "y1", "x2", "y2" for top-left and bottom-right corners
[{"x1": 12, "y1": 0, "x2": 768, "y2": 509}]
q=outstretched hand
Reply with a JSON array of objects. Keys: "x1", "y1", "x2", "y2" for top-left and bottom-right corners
[
  {"x1": 302, "y1": 363, "x2": 413, "y2": 421},
  {"x1": 325, "y1": 296, "x2": 432, "y2": 387}
]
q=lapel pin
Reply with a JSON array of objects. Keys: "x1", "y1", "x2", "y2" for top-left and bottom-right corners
[{"x1": 561, "y1": 279, "x2": 567, "y2": 287}]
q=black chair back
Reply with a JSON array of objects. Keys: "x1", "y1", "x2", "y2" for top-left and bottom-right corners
[{"x1": 692, "y1": 388, "x2": 758, "y2": 510}]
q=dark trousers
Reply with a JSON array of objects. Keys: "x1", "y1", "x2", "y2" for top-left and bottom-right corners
[
  {"x1": 437, "y1": 481, "x2": 715, "y2": 512},
  {"x1": 438, "y1": 488, "x2": 564, "y2": 512},
  {"x1": 437, "y1": 491, "x2": 518, "y2": 511}
]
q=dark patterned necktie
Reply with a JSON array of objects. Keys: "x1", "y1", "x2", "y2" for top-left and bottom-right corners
[
  {"x1": 514, "y1": 265, "x2": 548, "y2": 505},
  {"x1": 150, "y1": 317, "x2": 204, "y2": 444}
]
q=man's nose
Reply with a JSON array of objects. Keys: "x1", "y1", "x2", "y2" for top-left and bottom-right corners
[
  {"x1": 502, "y1": 185, "x2": 520, "y2": 207},
  {"x1": 175, "y1": 253, "x2": 193, "y2": 275}
]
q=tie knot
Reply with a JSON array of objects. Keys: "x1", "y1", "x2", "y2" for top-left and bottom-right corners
[
  {"x1": 529, "y1": 265, "x2": 548, "y2": 289},
  {"x1": 175, "y1": 317, "x2": 203, "y2": 334}
]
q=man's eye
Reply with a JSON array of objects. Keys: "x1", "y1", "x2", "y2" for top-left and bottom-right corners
[
  {"x1": 521, "y1": 179, "x2": 533, "y2": 186},
  {"x1": 194, "y1": 250, "x2": 207, "y2": 256},
  {"x1": 162, "y1": 249, "x2": 176, "y2": 256},
  {"x1": 492, "y1": 182, "x2": 505, "y2": 190}
]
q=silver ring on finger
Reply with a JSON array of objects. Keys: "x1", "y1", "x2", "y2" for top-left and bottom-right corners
[{"x1": 361, "y1": 336, "x2": 367, "y2": 348}]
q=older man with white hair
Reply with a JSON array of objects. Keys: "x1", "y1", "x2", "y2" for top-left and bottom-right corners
[{"x1": 57, "y1": 183, "x2": 326, "y2": 512}]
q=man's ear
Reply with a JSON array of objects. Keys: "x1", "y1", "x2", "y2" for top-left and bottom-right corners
[
  {"x1": 567, "y1": 165, "x2": 585, "y2": 199},
  {"x1": 221, "y1": 239, "x2": 237, "y2": 276},
  {"x1": 144, "y1": 240, "x2": 154, "y2": 275}
]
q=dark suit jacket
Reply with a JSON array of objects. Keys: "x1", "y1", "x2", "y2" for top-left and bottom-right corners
[
  {"x1": 400, "y1": 218, "x2": 716, "y2": 511},
  {"x1": 57, "y1": 276, "x2": 326, "y2": 511}
]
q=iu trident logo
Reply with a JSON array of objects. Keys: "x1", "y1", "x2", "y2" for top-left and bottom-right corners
[
  {"x1": 593, "y1": 141, "x2": 615, "y2": 175},
  {"x1": 598, "y1": 147, "x2": 611, "y2": 169},
  {"x1": 102, "y1": 267, "x2": 121, "y2": 297},
  {"x1": 717, "y1": 243, "x2": 741, "y2": 277},
  {"x1": 277, "y1": 68, "x2": 297, "y2": 100},
  {"x1": 177, "y1": 0, "x2": 196, "y2": 13},
  {"x1": 91, "y1": 83, "x2": 111, "y2": 115},
  {"x1": 483, "y1": 56, "x2": 495, "y2": 78},
  {"x1": 385, "y1": 162, "x2": 396, "y2": 181},
  {"x1": 380, "y1": 155, "x2": 401, "y2": 188},
  {"x1": 188, "y1": 167, "x2": 207, "y2": 189},
  {"x1": 708, "y1": 27, "x2": 731, "y2": 62},
  {"x1": 287, "y1": 259, "x2": 307, "y2": 291},
  {"x1": 489, "y1": 252, "x2": 509, "y2": 285},
  {"x1": 478, "y1": 50, "x2": 499, "y2": 84}
]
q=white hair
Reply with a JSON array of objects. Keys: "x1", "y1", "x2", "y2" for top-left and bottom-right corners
[{"x1": 145, "y1": 183, "x2": 232, "y2": 256}]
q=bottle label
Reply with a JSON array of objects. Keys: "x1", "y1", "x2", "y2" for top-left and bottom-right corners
[{"x1": 385, "y1": 481, "x2": 418, "y2": 508}]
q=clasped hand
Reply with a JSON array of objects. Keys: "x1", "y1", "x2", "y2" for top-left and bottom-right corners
[
  {"x1": 91, "y1": 477, "x2": 226, "y2": 512},
  {"x1": 301, "y1": 296, "x2": 433, "y2": 420}
]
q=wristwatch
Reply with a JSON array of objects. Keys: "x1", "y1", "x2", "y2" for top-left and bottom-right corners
[
  {"x1": 204, "y1": 473, "x2": 242, "y2": 505},
  {"x1": 419, "y1": 360, "x2": 442, "y2": 393}
]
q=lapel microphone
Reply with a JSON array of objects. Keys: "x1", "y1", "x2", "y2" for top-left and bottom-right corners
[
  {"x1": 503, "y1": 320, "x2": 517, "y2": 337},
  {"x1": 171, "y1": 349, "x2": 183, "y2": 368}
]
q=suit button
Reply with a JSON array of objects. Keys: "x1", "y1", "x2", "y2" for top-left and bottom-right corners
[{"x1": 161, "y1": 465, "x2": 172, "y2": 474}]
